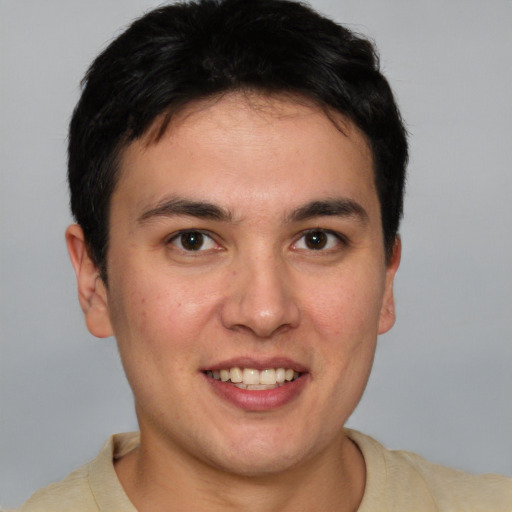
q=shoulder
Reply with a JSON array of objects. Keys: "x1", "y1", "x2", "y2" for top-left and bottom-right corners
[
  {"x1": 16, "y1": 463, "x2": 95, "y2": 512},
  {"x1": 387, "y1": 447, "x2": 512, "y2": 511},
  {"x1": 347, "y1": 429, "x2": 512, "y2": 512},
  {"x1": 15, "y1": 433, "x2": 139, "y2": 512}
]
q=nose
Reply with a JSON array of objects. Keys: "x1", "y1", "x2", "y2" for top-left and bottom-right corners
[{"x1": 220, "y1": 252, "x2": 300, "y2": 338}]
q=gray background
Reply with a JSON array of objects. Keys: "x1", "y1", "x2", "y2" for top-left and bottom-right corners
[{"x1": 1, "y1": 0, "x2": 511, "y2": 507}]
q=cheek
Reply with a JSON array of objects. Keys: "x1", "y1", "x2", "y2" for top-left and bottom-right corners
[
  {"x1": 304, "y1": 269, "x2": 385, "y2": 339},
  {"x1": 107, "y1": 266, "x2": 224, "y2": 357},
  {"x1": 303, "y1": 276, "x2": 381, "y2": 432},
  {"x1": 106, "y1": 273, "x2": 216, "y2": 402}
]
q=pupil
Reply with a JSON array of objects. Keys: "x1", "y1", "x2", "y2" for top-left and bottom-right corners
[
  {"x1": 306, "y1": 231, "x2": 327, "y2": 250},
  {"x1": 181, "y1": 232, "x2": 203, "y2": 250}
]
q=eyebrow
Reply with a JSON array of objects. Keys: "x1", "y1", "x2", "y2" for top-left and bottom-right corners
[
  {"x1": 138, "y1": 198, "x2": 232, "y2": 223},
  {"x1": 287, "y1": 198, "x2": 369, "y2": 224},
  {"x1": 137, "y1": 196, "x2": 368, "y2": 225}
]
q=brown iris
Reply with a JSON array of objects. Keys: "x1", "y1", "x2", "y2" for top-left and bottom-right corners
[
  {"x1": 180, "y1": 231, "x2": 204, "y2": 250},
  {"x1": 304, "y1": 230, "x2": 328, "y2": 250}
]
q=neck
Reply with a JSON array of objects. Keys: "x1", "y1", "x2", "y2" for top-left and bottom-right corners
[{"x1": 115, "y1": 429, "x2": 366, "y2": 512}]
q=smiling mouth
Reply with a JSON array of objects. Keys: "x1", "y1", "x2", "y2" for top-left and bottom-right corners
[{"x1": 204, "y1": 367, "x2": 302, "y2": 390}]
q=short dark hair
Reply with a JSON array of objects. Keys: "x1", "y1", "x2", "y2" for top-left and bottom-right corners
[{"x1": 68, "y1": 0, "x2": 408, "y2": 280}]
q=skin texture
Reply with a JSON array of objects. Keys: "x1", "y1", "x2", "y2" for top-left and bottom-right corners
[{"x1": 66, "y1": 93, "x2": 400, "y2": 512}]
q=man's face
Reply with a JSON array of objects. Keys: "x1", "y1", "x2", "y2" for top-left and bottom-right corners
[{"x1": 79, "y1": 93, "x2": 399, "y2": 475}]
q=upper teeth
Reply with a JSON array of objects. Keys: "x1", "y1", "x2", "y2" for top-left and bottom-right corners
[{"x1": 206, "y1": 367, "x2": 299, "y2": 386}]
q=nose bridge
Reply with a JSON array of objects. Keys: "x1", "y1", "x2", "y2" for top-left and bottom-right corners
[{"x1": 221, "y1": 244, "x2": 300, "y2": 337}]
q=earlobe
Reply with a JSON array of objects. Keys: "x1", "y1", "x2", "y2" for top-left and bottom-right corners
[
  {"x1": 378, "y1": 236, "x2": 401, "y2": 335},
  {"x1": 65, "y1": 224, "x2": 113, "y2": 338}
]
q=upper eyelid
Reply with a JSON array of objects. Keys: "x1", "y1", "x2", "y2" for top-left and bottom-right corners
[
  {"x1": 166, "y1": 229, "x2": 221, "y2": 251},
  {"x1": 167, "y1": 228, "x2": 215, "y2": 241},
  {"x1": 164, "y1": 227, "x2": 349, "y2": 248},
  {"x1": 295, "y1": 228, "x2": 349, "y2": 244}
]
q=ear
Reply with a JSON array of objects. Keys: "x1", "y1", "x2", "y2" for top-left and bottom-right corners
[
  {"x1": 378, "y1": 236, "x2": 401, "y2": 335},
  {"x1": 65, "y1": 224, "x2": 113, "y2": 338}
]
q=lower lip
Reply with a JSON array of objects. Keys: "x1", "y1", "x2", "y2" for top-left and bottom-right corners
[{"x1": 205, "y1": 374, "x2": 308, "y2": 411}]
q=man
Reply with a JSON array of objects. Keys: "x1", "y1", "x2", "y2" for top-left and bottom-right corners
[{"x1": 17, "y1": 0, "x2": 511, "y2": 510}]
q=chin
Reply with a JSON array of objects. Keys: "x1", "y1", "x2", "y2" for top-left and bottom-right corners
[
  {"x1": 210, "y1": 449, "x2": 305, "y2": 478},
  {"x1": 199, "y1": 428, "x2": 320, "y2": 478}
]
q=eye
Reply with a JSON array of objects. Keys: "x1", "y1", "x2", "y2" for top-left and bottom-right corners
[
  {"x1": 294, "y1": 229, "x2": 345, "y2": 251},
  {"x1": 168, "y1": 230, "x2": 218, "y2": 252}
]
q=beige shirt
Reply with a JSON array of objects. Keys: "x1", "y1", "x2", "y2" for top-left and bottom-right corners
[{"x1": 16, "y1": 430, "x2": 512, "y2": 511}]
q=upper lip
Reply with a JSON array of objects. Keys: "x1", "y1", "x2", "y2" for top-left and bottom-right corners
[{"x1": 201, "y1": 356, "x2": 308, "y2": 373}]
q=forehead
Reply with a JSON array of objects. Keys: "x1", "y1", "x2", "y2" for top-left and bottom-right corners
[
  {"x1": 146, "y1": 92, "x2": 372, "y2": 161},
  {"x1": 115, "y1": 92, "x2": 377, "y2": 219}
]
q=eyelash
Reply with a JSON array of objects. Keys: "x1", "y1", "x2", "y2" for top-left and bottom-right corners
[
  {"x1": 166, "y1": 228, "x2": 349, "y2": 253},
  {"x1": 166, "y1": 230, "x2": 219, "y2": 252},
  {"x1": 293, "y1": 229, "x2": 349, "y2": 252}
]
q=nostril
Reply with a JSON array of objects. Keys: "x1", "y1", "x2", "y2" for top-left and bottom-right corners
[
  {"x1": 220, "y1": 298, "x2": 300, "y2": 338},
  {"x1": 218, "y1": 259, "x2": 301, "y2": 337}
]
